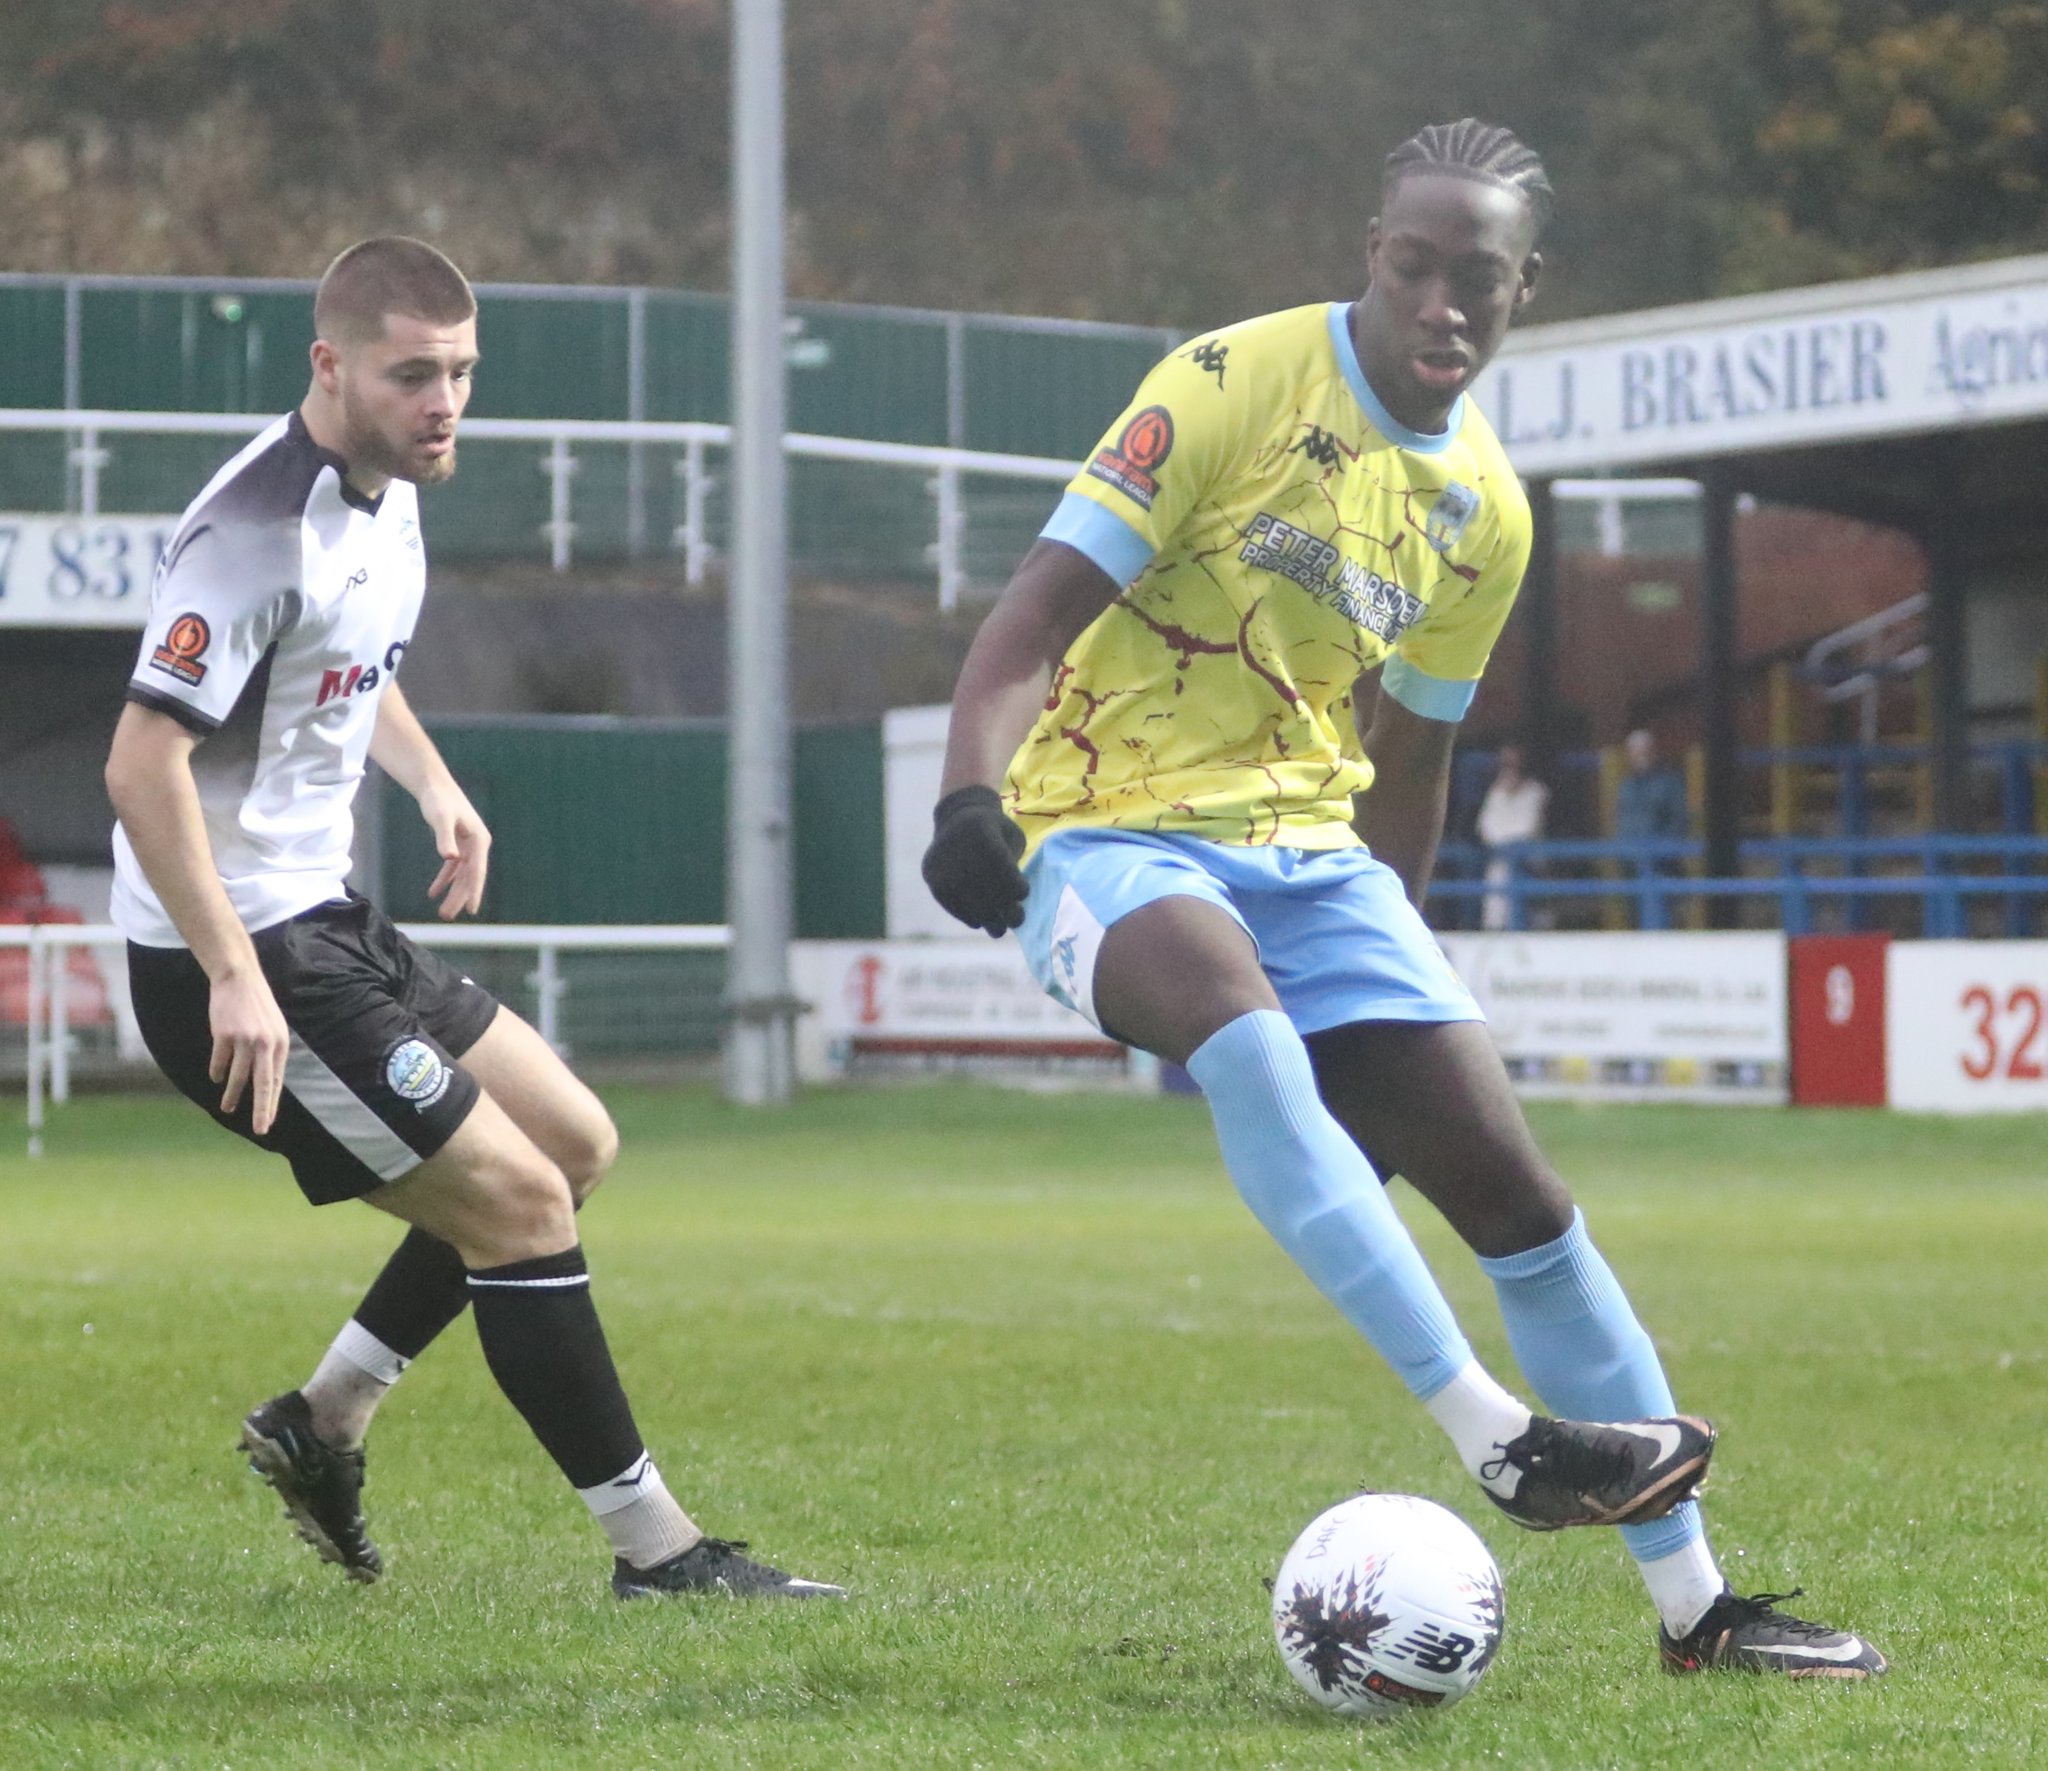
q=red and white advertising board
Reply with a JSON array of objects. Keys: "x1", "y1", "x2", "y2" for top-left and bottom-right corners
[
  {"x1": 789, "y1": 938, "x2": 1134, "y2": 1086},
  {"x1": 792, "y1": 933, "x2": 1788, "y2": 1101},
  {"x1": 1788, "y1": 933, "x2": 1888, "y2": 1107},
  {"x1": 1885, "y1": 940, "x2": 2048, "y2": 1112}
]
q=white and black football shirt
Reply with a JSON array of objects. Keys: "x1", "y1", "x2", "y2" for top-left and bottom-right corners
[{"x1": 112, "y1": 411, "x2": 428, "y2": 947}]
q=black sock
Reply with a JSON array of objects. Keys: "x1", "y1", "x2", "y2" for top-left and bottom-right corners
[
  {"x1": 465, "y1": 1244, "x2": 645, "y2": 1490},
  {"x1": 353, "y1": 1227, "x2": 472, "y2": 1361}
]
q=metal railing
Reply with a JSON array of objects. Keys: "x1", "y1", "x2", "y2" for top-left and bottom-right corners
[
  {"x1": 2, "y1": 921, "x2": 729, "y2": 1156},
  {"x1": 0, "y1": 411, "x2": 1787, "y2": 612},
  {"x1": 0, "y1": 408, "x2": 1079, "y2": 608},
  {"x1": 1435, "y1": 834, "x2": 2048, "y2": 935}
]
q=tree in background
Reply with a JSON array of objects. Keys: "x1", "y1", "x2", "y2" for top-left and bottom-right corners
[
  {"x1": 2, "y1": 1, "x2": 2043, "y2": 324},
  {"x1": 1737, "y1": 1, "x2": 2048, "y2": 289}
]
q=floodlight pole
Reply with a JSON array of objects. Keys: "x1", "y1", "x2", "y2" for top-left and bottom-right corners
[{"x1": 723, "y1": 0, "x2": 796, "y2": 1104}]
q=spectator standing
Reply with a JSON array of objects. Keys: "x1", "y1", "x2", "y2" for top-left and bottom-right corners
[
  {"x1": 1476, "y1": 744, "x2": 1548, "y2": 929},
  {"x1": 1613, "y1": 728, "x2": 1689, "y2": 843}
]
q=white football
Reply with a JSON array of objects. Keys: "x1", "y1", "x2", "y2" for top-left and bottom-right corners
[{"x1": 1271, "y1": 1492, "x2": 1505, "y2": 1717}]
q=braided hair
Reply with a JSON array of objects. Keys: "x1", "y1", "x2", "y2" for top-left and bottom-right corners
[{"x1": 1383, "y1": 120, "x2": 1554, "y2": 238}]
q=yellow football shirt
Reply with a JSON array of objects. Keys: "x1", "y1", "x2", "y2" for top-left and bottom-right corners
[{"x1": 1007, "y1": 301, "x2": 1531, "y2": 849}]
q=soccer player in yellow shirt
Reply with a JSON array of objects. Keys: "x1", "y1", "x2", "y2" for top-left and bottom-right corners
[{"x1": 924, "y1": 120, "x2": 1883, "y2": 1679}]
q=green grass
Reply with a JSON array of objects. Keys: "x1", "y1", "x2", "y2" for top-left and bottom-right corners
[{"x1": 4, "y1": 1086, "x2": 2047, "y2": 1768}]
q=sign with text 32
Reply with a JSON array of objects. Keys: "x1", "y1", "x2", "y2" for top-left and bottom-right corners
[{"x1": 1886, "y1": 941, "x2": 2048, "y2": 1112}]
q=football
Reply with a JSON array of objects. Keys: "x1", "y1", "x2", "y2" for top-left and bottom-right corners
[{"x1": 1271, "y1": 1492, "x2": 1505, "y2": 1717}]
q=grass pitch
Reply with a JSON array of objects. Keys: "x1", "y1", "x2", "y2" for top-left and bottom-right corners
[{"x1": 3, "y1": 1084, "x2": 2046, "y2": 1768}]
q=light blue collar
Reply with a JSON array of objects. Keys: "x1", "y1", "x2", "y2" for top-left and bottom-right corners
[{"x1": 1326, "y1": 302, "x2": 1462, "y2": 456}]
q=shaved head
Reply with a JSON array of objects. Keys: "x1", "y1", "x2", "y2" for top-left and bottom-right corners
[{"x1": 314, "y1": 237, "x2": 475, "y2": 348}]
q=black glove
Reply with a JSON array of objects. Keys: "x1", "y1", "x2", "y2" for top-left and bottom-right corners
[{"x1": 922, "y1": 785, "x2": 1028, "y2": 936}]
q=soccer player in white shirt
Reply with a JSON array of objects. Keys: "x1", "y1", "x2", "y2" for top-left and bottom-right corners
[{"x1": 106, "y1": 237, "x2": 839, "y2": 1601}]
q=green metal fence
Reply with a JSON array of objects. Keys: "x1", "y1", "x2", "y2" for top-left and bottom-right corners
[
  {"x1": 1, "y1": 275, "x2": 1181, "y2": 459},
  {"x1": 2, "y1": 276, "x2": 1180, "y2": 591},
  {"x1": 374, "y1": 716, "x2": 885, "y2": 937}
]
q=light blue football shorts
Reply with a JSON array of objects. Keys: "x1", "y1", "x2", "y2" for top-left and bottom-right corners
[{"x1": 1017, "y1": 827, "x2": 1482, "y2": 1038}]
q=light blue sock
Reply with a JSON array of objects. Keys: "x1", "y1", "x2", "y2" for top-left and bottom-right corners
[
  {"x1": 1478, "y1": 1209, "x2": 1703, "y2": 1561},
  {"x1": 1186, "y1": 1010, "x2": 1471, "y2": 1400}
]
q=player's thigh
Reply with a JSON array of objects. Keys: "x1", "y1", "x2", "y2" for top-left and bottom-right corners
[
  {"x1": 1246, "y1": 847, "x2": 1479, "y2": 1033},
  {"x1": 1306, "y1": 1019, "x2": 1575, "y2": 1259},
  {"x1": 378, "y1": 905, "x2": 613, "y2": 1197},
  {"x1": 1019, "y1": 829, "x2": 1277, "y2": 1064},
  {"x1": 1096, "y1": 895, "x2": 1279, "y2": 1063},
  {"x1": 367, "y1": 1087, "x2": 576, "y2": 1267},
  {"x1": 458, "y1": 1006, "x2": 618, "y2": 1197},
  {"x1": 128, "y1": 917, "x2": 482, "y2": 1209}
]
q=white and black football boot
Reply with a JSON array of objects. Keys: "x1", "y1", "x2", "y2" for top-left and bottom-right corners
[
  {"x1": 1482, "y1": 1413, "x2": 1715, "y2": 1531},
  {"x1": 238, "y1": 1390, "x2": 382, "y2": 1583},
  {"x1": 1661, "y1": 1587, "x2": 1887, "y2": 1678},
  {"x1": 612, "y1": 1537, "x2": 845, "y2": 1601}
]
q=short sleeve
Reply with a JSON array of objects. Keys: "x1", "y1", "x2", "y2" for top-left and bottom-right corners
[
  {"x1": 1040, "y1": 331, "x2": 1260, "y2": 588},
  {"x1": 1381, "y1": 495, "x2": 1533, "y2": 723},
  {"x1": 126, "y1": 519, "x2": 299, "y2": 734}
]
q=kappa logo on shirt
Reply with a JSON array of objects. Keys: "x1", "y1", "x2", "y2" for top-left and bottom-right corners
[
  {"x1": 1180, "y1": 339, "x2": 1229, "y2": 388},
  {"x1": 148, "y1": 612, "x2": 211, "y2": 686},
  {"x1": 316, "y1": 640, "x2": 408, "y2": 707},
  {"x1": 1289, "y1": 426, "x2": 1353, "y2": 471}
]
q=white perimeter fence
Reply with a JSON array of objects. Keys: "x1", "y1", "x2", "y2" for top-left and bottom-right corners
[
  {"x1": 3, "y1": 922, "x2": 729, "y2": 1157},
  {"x1": 0, "y1": 409, "x2": 1080, "y2": 610},
  {"x1": 0, "y1": 412, "x2": 1711, "y2": 611}
]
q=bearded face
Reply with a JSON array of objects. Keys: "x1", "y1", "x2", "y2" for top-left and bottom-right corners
[{"x1": 329, "y1": 313, "x2": 477, "y2": 491}]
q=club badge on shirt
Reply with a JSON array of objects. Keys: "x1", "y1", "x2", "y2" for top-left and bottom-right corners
[
  {"x1": 149, "y1": 612, "x2": 211, "y2": 686},
  {"x1": 1085, "y1": 405, "x2": 1176, "y2": 511}
]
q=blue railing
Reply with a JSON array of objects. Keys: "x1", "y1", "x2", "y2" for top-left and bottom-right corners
[
  {"x1": 1451, "y1": 739, "x2": 2048, "y2": 840},
  {"x1": 1433, "y1": 834, "x2": 2048, "y2": 936}
]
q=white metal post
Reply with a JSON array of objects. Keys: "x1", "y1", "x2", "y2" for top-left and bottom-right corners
[
  {"x1": 25, "y1": 931, "x2": 46, "y2": 1158},
  {"x1": 945, "y1": 312, "x2": 968, "y2": 450},
  {"x1": 532, "y1": 941, "x2": 565, "y2": 1054},
  {"x1": 62, "y1": 279, "x2": 82, "y2": 411},
  {"x1": 71, "y1": 423, "x2": 107, "y2": 518},
  {"x1": 931, "y1": 464, "x2": 965, "y2": 611},
  {"x1": 542, "y1": 437, "x2": 578, "y2": 570},
  {"x1": 626, "y1": 285, "x2": 649, "y2": 558},
  {"x1": 676, "y1": 436, "x2": 712, "y2": 585},
  {"x1": 49, "y1": 937, "x2": 71, "y2": 1105},
  {"x1": 724, "y1": 0, "x2": 797, "y2": 1105}
]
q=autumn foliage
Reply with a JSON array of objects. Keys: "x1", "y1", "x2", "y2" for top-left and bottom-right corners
[{"x1": 2, "y1": 2, "x2": 2044, "y2": 324}]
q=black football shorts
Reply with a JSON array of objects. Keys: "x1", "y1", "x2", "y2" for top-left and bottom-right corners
[{"x1": 129, "y1": 893, "x2": 502, "y2": 1205}]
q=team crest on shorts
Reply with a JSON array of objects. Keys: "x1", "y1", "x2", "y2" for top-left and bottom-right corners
[{"x1": 385, "y1": 1038, "x2": 452, "y2": 1108}]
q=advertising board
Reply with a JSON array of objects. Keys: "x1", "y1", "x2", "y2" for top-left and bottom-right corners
[
  {"x1": 1440, "y1": 931, "x2": 1787, "y2": 1103},
  {"x1": 0, "y1": 516, "x2": 172, "y2": 626},
  {"x1": 789, "y1": 938, "x2": 1132, "y2": 1086},
  {"x1": 1886, "y1": 940, "x2": 2048, "y2": 1113},
  {"x1": 1474, "y1": 260, "x2": 2048, "y2": 475}
]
